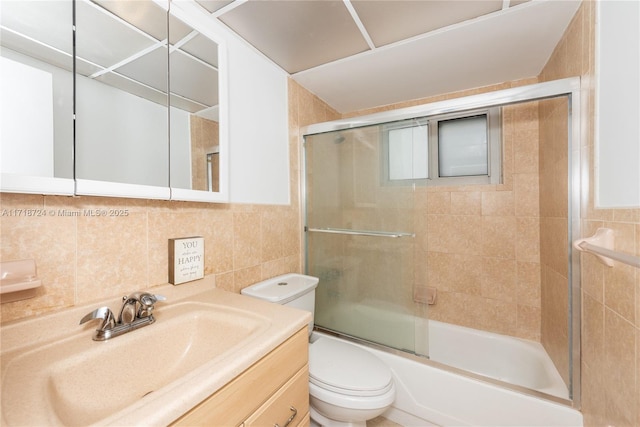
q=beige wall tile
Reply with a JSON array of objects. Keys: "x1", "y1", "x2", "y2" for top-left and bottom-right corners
[
  {"x1": 233, "y1": 265, "x2": 263, "y2": 294},
  {"x1": 261, "y1": 209, "x2": 285, "y2": 262},
  {"x1": 450, "y1": 191, "x2": 481, "y2": 215},
  {"x1": 426, "y1": 252, "x2": 482, "y2": 295},
  {"x1": 516, "y1": 217, "x2": 540, "y2": 263},
  {"x1": 76, "y1": 213, "x2": 148, "y2": 303},
  {"x1": 514, "y1": 174, "x2": 540, "y2": 217},
  {"x1": 582, "y1": 293, "x2": 604, "y2": 373},
  {"x1": 232, "y1": 211, "x2": 262, "y2": 270},
  {"x1": 602, "y1": 222, "x2": 637, "y2": 323},
  {"x1": 603, "y1": 309, "x2": 637, "y2": 426},
  {"x1": 428, "y1": 291, "x2": 517, "y2": 336},
  {"x1": 540, "y1": 217, "x2": 569, "y2": 278},
  {"x1": 581, "y1": 363, "x2": 607, "y2": 427},
  {"x1": 481, "y1": 191, "x2": 514, "y2": 216},
  {"x1": 516, "y1": 261, "x2": 541, "y2": 308},
  {"x1": 426, "y1": 191, "x2": 451, "y2": 214},
  {"x1": 481, "y1": 216, "x2": 516, "y2": 259},
  {"x1": 214, "y1": 271, "x2": 234, "y2": 293},
  {"x1": 512, "y1": 102, "x2": 540, "y2": 174},
  {"x1": 427, "y1": 214, "x2": 483, "y2": 255},
  {"x1": 541, "y1": 266, "x2": 570, "y2": 386},
  {"x1": 517, "y1": 304, "x2": 541, "y2": 340},
  {"x1": 481, "y1": 257, "x2": 517, "y2": 303}
]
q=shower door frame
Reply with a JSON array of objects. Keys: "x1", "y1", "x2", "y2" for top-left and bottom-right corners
[{"x1": 300, "y1": 77, "x2": 582, "y2": 409}]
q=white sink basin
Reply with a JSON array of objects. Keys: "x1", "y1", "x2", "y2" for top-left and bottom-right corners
[{"x1": 0, "y1": 280, "x2": 310, "y2": 426}]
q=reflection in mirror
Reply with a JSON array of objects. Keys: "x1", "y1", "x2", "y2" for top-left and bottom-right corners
[
  {"x1": 168, "y1": 12, "x2": 220, "y2": 194},
  {"x1": 0, "y1": 0, "x2": 74, "y2": 192},
  {"x1": 74, "y1": 0, "x2": 170, "y2": 190},
  {"x1": 207, "y1": 150, "x2": 220, "y2": 192}
]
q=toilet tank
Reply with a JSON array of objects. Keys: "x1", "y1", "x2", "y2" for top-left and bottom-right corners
[{"x1": 241, "y1": 274, "x2": 319, "y2": 334}]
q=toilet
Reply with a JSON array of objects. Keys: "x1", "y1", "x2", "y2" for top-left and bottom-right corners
[{"x1": 241, "y1": 273, "x2": 396, "y2": 427}]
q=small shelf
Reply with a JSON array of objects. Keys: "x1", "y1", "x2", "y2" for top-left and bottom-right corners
[{"x1": 1, "y1": 259, "x2": 41, "y2": 303}]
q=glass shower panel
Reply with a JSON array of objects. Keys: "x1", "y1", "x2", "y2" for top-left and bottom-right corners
[
  {"x1": 305, "y1": 124, "x2": 428, "y2": 357},
  {"x1": 302, "y1": 81, "x2": 581, "y2": 404}
]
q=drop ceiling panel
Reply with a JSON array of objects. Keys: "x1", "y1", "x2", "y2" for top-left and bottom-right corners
[
  {"x1": 0, "y1": 32, "x2": 73, "y2": 73},
  {"x1": 219, "y1": 0, "x2": 370, "y2": 73},
  {"x1": 351, "y1": 0, "x2": 503, "y2": 47},
  {"x1": 0, "y1": 1, "x2": 72, "y2": 55},
  {"x1": 114, "y1": 46, "x2": 168, "y2": 93},
  {"x1": 293, "y1": 1, "x2": 581, "y2": 112},
  {"x1": 170, "y1": 50, "x2": 218, "y2": 107},
  {"x1": 179, "y1": 33, "x2": 219, "y2": 69},
  {"x1": 194, "y1": 0, "x2": 235, "y2": 14},
  {"x1": 95, "y1": 71, "x2": 168, "y2": 107},
  {"x1": 75, "y1": 0, "x2": 158, "y2": 68},
  {"x1": 169, "y1": 14, "x2": 196, "y2": 44},
  {"x1": 92, "y1": 0, "x2": 168, "y2": 42}
]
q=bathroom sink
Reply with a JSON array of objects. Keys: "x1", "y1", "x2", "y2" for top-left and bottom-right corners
[{"x1": 1, "y1": 300, "x2": 268, "y2": 426}]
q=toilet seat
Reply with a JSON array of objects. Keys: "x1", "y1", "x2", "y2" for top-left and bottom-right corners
[{"x1": 309, "y1": 337, "x2": 393, "y2": 397}]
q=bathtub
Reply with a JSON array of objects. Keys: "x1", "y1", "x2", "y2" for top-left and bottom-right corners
[{"x1": 314, "y1": 301, "x2": 583, "y2": 426}]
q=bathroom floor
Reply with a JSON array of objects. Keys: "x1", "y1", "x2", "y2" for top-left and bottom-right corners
[{"x1": 367, "y1": 416, "x2": 403, "y2": 427}]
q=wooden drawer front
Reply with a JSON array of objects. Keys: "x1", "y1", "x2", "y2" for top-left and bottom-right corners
[
  {"x1": 296, "y1": 411, "x2": 310, "y2": 427},
  {"x1": 245, "y1": 366, "x2": 309, "y2": 427},
  {"x1": 172, "y1": 328, "x2": 308, "y2": 427}
]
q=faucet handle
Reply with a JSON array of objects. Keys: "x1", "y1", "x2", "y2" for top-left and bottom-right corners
[
  {"x1": 79, "y1": 306, "x2": 116, "y2": 331},
  {"x1": 133, "y1": 293, "x2": 166, "y2": 318},
  {"x1": 139, "y1": 293, "x2": 166, "y2": 307}
]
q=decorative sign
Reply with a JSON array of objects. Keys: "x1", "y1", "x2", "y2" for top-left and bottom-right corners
[{"x1": 168, "y1": 237, "x2": 204, "y2": 285}]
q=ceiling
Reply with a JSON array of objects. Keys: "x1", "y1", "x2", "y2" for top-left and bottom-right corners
[{"x1": 195, "y1": 0, "x2": 581, "y2": 113}]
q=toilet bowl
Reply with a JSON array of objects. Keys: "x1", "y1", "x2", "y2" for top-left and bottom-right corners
[
  {"x1": 241, "y1": 274, "x2": 396, "y2": 427},
  {"x1": 308, "y1": 336, "x2": 396, "y2": 427}
]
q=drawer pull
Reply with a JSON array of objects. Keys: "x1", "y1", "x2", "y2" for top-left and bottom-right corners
[{"x1": 275, "y1": 406, "x2": 297, "y2": 427}]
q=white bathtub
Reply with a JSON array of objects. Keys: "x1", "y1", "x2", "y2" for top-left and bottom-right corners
[
  {"x1": 428, "y1": 320, "x2": 569, "y2": 399},
  {"x1": 314, "y1": 301, "x2": 582, "y2": 426}
]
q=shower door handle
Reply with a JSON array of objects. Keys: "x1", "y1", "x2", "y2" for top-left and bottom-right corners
[{"x1": 306, "y1": 227, "x2": 415, "y2": 238}]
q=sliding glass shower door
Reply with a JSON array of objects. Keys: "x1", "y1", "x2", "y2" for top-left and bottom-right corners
[{"x1": 304, "y1": 122, "x2": 428, "y2": 357}]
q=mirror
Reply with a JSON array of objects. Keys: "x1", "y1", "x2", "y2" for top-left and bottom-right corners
[
  {"x1": 74, "y1": 0, "x2": 171, "y2": 198},
  {"x1": 0, "y1": 0, "x2": 75, "y2": 195},
  {"x1": 1, "y1": 0, "x2": 226, "y2": 201},
  {"x1": 167, "y1": 9, "x2": 224, "y2": 200},
  {"x1": 74, "y1": 0, "x2": 225, "y2": 201}
]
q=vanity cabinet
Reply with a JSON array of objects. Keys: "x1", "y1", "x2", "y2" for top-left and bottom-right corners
[{"x1": 171, "y1": 327, "x2": 309, "y2": 427}]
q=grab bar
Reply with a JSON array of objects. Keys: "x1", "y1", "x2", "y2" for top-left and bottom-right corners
[
  {"x1": 306, "y1": 227, "x2": 415, "y2": 238},
  {"x1": 573, "y1": 228, "x2": 640, "y2": 268}
]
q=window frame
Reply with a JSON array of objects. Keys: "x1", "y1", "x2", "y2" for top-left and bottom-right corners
[{"x1": 382, "y1": 107, "x2": 502, "y2": 187}]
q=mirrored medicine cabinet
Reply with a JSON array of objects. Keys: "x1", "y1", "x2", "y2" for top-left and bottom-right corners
[{"x1": 0, "y1": 0, "x2": 228, "y2": 202}]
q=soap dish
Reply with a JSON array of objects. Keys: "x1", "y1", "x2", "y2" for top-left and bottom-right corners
[{"x1": 1, "y1": 259, "x2": 42, "y2": 303}]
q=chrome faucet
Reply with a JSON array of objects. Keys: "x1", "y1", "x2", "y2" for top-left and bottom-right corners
[{"x1": 80, "y1": 292, "x2": 166, "y2": 341}]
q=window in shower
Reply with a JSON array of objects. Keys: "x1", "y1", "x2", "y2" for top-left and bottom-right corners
[{"x1": 382, "y1": 108, "x2": 502, "y2": 186}]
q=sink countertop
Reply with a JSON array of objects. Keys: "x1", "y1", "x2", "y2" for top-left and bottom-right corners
[{"x1": 0, "y1": 275, "x2": 312, "y2": 426}]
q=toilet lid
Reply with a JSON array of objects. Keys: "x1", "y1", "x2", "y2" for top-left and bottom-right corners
[{"x1": 309, "y1": 337, "x2": 393, "y2": 397}]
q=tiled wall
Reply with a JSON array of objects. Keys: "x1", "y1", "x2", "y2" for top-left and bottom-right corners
[
  {"x1": 418, "y1": 101, "x2": 543, "y2": 341},
  {"x1": 539, "y1": 96, "x2": 571, "y2": 386},
  {"x1": 343, "y1": 82, "x2": 544, "y2": 341},
  {"x1": 0, "y1": 79, "x2": 339, "y2": 324},
  {"x1": 539, "y1": 2, "x2": 640, "y2": 425}
]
